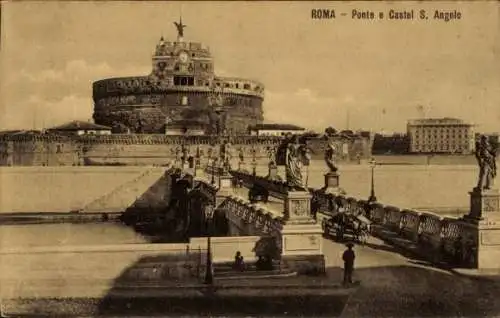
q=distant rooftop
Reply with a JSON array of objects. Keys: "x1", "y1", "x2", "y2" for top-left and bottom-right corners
[
  {"x1": 407, "y1": 118, "x2": 473, "y2": 126},
  {"x1": 249, "y1": 124, "x2": 305, "y2": 131},
  {"x1": 48, "y1": 120, "x2": 112, "y2": 131}
]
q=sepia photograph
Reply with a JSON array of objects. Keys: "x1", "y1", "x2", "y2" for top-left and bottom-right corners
[{"x1": 0, "y1": 1, "x2": 499, "y2": 316}]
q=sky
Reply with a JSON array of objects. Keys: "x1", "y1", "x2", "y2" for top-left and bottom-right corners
[{"x1": 1, "y1": 1, "x2": 499, "y2": 133}]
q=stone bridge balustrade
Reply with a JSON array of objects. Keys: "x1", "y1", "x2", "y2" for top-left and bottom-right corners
[
  {"x1": 399, "y1": 210, "x2": 421, "y2": 241},
  {"x1": 230, "y1": 170, "x2": 292, "y2": 199},
  {"x1": 306, "y1": 182, "x2": 476, "y2": 267},
  {"x1": 416, "y1": 213, "x2": 444, "y2": 250},
  {"x1": 205, "y1": 193, "x2": 284, "y2": 253},
  {"x1": 370, "y1": 203, "x2": 387, "y2": 224},
  {"x1": 383, "y1": 206, "x2": 403, "y2": 232}
]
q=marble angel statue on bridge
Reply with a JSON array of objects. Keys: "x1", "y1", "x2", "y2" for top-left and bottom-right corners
[
  {"x1": 277, "y1": 135, "x2": 311, "y2": 190},
  {"x1": 475, "y1": 135, "x2": 497, "y2": 191},
  {"x1": 324, "y1": 139, "x2": 339, "y2": 173}
]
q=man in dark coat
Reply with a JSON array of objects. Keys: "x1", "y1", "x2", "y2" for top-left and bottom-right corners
[{"x1": 343, "y1": 242, "x2": 356, "y2": 285}]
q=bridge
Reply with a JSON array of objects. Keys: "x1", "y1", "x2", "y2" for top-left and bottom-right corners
[
  {"x1": 2, "y1": 157, "x2": 500, "y2": 316},
  {"x1": 162, "y1": 157, "x2": 500, "y2": 316}
]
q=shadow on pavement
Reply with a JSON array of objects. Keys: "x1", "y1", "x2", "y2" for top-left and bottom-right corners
[
  {"x1": 340, "y1": 264, "x2": 500, "y2": 317},
  {"x1": 5, "y1": 254, "x2": 500, "y2": 317},
  {"x1": 95, "y1": 258, "x2": 350, "y2": 317}
]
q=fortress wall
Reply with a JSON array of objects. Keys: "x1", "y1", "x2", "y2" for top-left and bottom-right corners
[
  {"x1": 82, "y1": 136, "x2": 281, "y2": 166},
  {"x1": 1, "y1": 137, "x2": 81, "y2": 166},
  {"x1": 92, "y1": 77, "x2": 264, "y2": 100},
  {"x1": 2, "y1": 135, "x2": 372, "y2": 167},
  {"x1": 93, "y1": 90, "x2": 264, "y2": 134}
]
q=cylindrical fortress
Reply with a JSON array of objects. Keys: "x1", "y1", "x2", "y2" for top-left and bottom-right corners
[{"x1": 92, "y1": 24, "x2": 265, "y2": 134}]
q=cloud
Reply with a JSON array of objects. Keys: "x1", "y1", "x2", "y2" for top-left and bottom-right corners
[
  {"x1": 13, "y1": 59, "x2": 148, "y2": 85},
  {"x1": 264, "y1": 89, "x2": 383, "y2": 132},
  {"x1": 264, "y1": 85, "x2": 500, "y2": 134},
  {"x1": 1, "y1": 60, "x2": 149, "y2": 130},
  {"x1": 0, "y1": 95, "x2": 93, "y2": 130}
]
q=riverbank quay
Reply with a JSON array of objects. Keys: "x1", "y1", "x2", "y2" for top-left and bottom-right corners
[{"x1": 0, "y1": 212, "x2": 123, "y2": 225}]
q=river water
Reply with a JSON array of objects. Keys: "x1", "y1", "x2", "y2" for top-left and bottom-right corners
[
  {"x1": 0, "y1": 223, "x2": 149, "y2": 249},
  {"x1": 254, "y1": 160, "x2": 479, "y2": 211}
]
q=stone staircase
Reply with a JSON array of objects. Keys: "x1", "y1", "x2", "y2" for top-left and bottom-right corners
[{"x1": 81, "y1": 168, "x2": 166, "y2": 213}]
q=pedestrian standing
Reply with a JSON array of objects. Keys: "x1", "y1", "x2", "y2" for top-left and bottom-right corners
[{"x1": 343, "y1": 242, "x2": 356, "y2": 286}]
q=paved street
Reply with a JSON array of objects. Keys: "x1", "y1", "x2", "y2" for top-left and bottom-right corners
[
  {"x1": 222, "y1": 184, "x2": 500, "y2": 316},
  {"x1": 319, "y1": 233, "x2": 500, "y2": 317}
]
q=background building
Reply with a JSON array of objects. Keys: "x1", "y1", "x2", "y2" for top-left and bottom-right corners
[
  {"x1": 47, "y1": 121, "x2": 112, "y2": 136},
  {"x1": 248, "y1": 124, "x2": 305, "y2": 137},
  {"x1": 407, "y1": 118, "x2": 475, "y2": 154}
]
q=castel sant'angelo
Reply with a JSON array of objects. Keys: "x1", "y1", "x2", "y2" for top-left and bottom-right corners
[
  {"x1": 0, "y1": 19, "x2": 372, "y2": 167},
  {"x1": 92, "y1": 18, "x2": 265, "y2": 135}
]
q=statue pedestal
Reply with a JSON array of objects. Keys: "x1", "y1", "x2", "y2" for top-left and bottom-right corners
[
  {"x1": 464, "y1": 188, "x2": 500, "y2": 221},
  {"x1": 194, "y1": 166, "x2": 204, "y2": 178},
  {"x1": 266, "y1": 164, "x2": 281, "y2": 181},
  {"x1": 280, "y1": 191, "x2": 325, "y2": 274},
  {"x1": 321, "y1": 172, "x2": 346, "y2": 196},
  {"x1": 215, "y1": 173, "x2": 233, "y2": 207},
  {"x1": 237, "y1": 161, "x2": 244, "y2": 171},
  {"x1": 461, "y1": 188, "x2": 500, "y2": 269}
]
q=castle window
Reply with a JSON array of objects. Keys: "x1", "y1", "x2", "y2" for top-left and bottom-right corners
[
  {"x1": 224, "y1": 83, "x2": 230, "y2": 88},
  {"x1": 244, "y1": 84, "x2": 250, "y2": 90},
  {"x1": 192, "y1": 53, "x2": 195, "y2": 57},
  {"x1": 174, "y1": 76, "x2": 194, "y2": 86},
  {"x1": 235, "y1": 83, "x2": 239, "y2": 89}
]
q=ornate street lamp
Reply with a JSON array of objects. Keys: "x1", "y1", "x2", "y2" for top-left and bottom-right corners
[
  {"x1": 368, "y1": 157, "x2": 377, "y2": 203},
  {"x1": 210, "y1": 157, "x2": 217, "y2": 186},
  {"x1": 203, "y1": 204, "x2": 215, "y2": 285},
  {"x1": 194, "y1": 146, "x2": 201, "y2": 177}
]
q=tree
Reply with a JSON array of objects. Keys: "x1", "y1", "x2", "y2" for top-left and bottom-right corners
[{"x1": 325, "y1": 126, "x2": 337, "y2": 136}]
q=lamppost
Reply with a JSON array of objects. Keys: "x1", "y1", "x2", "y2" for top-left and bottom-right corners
[
  {"x1": 210, "y1": 157, "x2": 217, "y2": 186},
  {"x1": 194, "y1": 146, "x2": 201, "y2": 177},
  {"x1": 368, "y1": 157, "x2": 377, "y2": 203},
  {"x1": 204, "y1": 204, "x2": 215, "y2": 285},
  {"x1": 251, "y1": 147, "x2": 257, "y2": 176}
]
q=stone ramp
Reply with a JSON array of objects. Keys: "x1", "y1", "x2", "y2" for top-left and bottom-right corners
[{"x1": 81, "y1": 168, "x2": 167, "y2": 213}]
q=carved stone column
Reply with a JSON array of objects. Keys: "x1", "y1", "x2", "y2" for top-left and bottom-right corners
[{"x1": 280, "y1": 190, "x2": 325, "y2": 275}]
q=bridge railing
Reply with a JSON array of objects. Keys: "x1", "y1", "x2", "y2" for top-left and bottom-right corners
[
  {"x1": 309, "y1": 187, "x2": 472, "y2": 266},
  {"x1": 219, "y1": 195, "x2": 284, "y2": 235}
]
